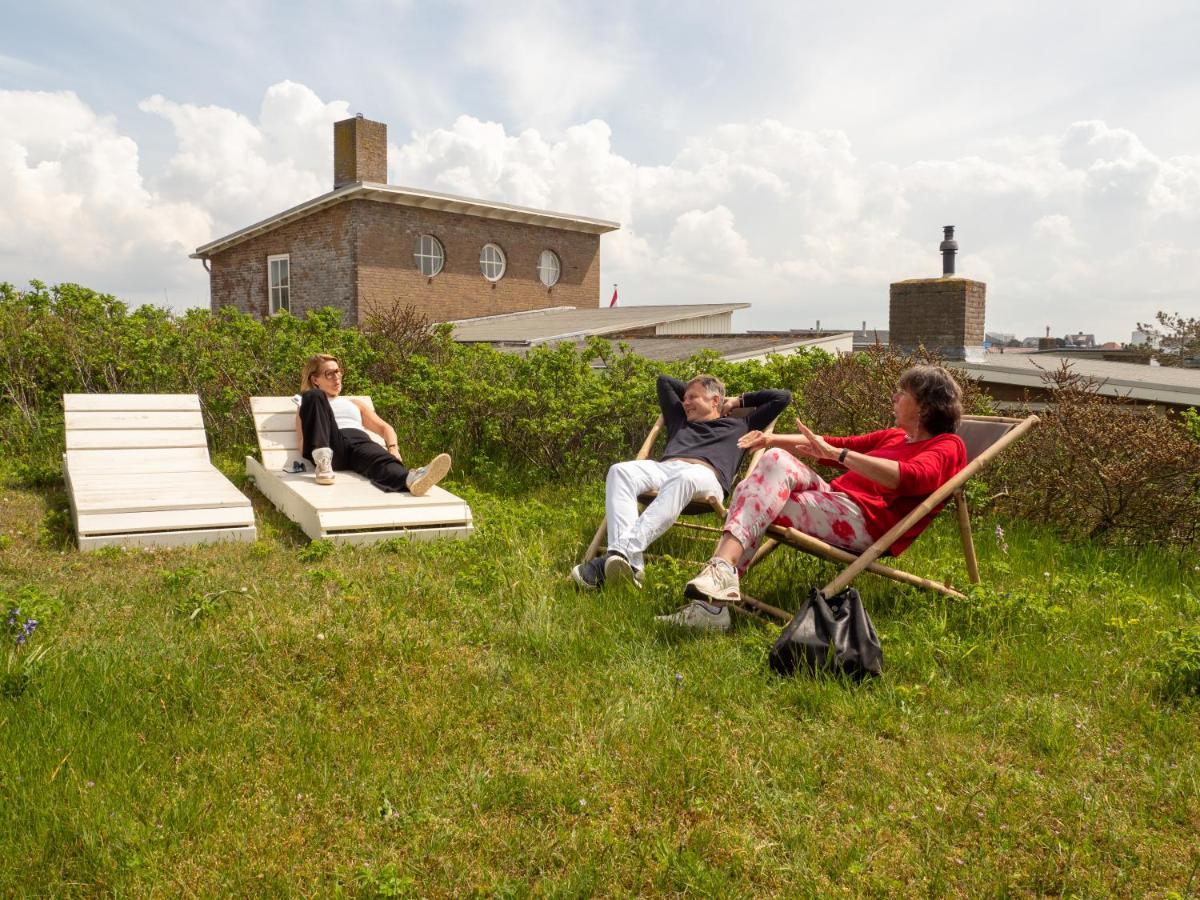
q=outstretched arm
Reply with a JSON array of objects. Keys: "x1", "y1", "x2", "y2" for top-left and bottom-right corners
[{"x1": 353, "y1": 400, "x2": 403, "y2": 462}]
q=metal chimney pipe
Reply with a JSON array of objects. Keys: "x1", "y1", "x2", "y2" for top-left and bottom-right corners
[{"x1": 940, "y1": 225, "x2": 957, "y2": 276}]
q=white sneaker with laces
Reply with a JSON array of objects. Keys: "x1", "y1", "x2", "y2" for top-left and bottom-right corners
[
  {"x1": 684, "y1": 559, "x2": 740, "y2": 603},
  {"x1": 312, "y1": 447, "x2": 335, "y2": 485},
  {"x1": 406, "y1": 453, "x2": 451, "y2": 497},
  {"x1": 655, "y1": 600, "x2": 732, "y2": 633}
]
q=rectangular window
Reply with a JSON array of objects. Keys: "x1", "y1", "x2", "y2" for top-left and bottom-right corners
[{"x1": 268, "y1": 254, "x2": 290, "y2": 314}]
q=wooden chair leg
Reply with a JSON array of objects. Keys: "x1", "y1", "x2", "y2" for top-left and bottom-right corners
[
  {"x1": 954, "y1": 491, "x2": 980, "y2": 584},
  {"x1": 584, "y1": 516, "x2": 607, "y2": 562}
]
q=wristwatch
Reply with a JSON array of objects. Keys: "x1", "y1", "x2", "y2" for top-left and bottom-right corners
[{"x1": 838, "y1": 447, "x2": 849, "y2": 464}]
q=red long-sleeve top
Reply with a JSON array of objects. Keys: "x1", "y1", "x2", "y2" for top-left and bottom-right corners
[{"x1": 823, "y1": 429, "x2": 967, "y2": 555}]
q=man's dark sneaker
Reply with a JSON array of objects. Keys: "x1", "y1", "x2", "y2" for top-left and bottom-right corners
[
  {"x1": 571, "y1": 555, "x2": 606, "y2": 590},
  {"x1": 603, "y1": 552, "x2": 645, "y2": 589}
]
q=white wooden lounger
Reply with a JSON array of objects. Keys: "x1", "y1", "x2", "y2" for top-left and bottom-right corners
[
  {"x1": 63, "y1": 394, "x2": 257, "y2": 550},
  {"x1": 245, "y1": 396, "x2": 473, "y2": 544}
]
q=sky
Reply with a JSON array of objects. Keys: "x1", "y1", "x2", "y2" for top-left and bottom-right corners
[{"x1": 2, "y1": 0, "x2": 1199, "y2": 342}]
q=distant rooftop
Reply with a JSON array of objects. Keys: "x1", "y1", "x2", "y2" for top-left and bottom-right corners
[
  {"x1": 953, "y1": 354, "x2": 1200, "y2": 407},
  {"x1": 446, "y1": 303, "x2": 750, "y2": 345}
]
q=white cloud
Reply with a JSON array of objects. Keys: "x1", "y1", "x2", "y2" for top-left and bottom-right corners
[
  {"x1": 0, "y1": 89, "x2": 209, "y2": 299},
  {"x1": 3, "y1": 81, "x2": 1198, "y2": 339}
]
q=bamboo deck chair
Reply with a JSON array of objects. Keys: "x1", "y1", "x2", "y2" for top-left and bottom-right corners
[
  {"x1": 246, "y1": 396, "x2": 473, "y2": 545},
  {"x1": 736, "y1": 414, "x2": 1040, "y2": 622},
  {"x1": 581, "y1": 406, "x2": 780, "y2": 564},
  {"x1": 62, "y1": 393, "x2": 257, "y2": 550}
]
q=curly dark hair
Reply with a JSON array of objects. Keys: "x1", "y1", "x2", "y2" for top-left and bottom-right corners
[{"x1": 898, "y1": 365, "x2": 963, "y2": 435}]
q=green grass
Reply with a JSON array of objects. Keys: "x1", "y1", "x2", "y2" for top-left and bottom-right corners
[{"x1": 1, "y1": 458, "x2": 1198, "y2": 896}]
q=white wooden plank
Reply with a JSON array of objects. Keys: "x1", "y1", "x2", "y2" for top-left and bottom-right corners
[
  {"x1": 66, "y1": 410, "x2": 203, "y2": 430},
  {"x1": 319, "y1": 504, "x2": 472, "y2": 531},
  {"x1": 66, "y1": 429, "x2": 209, "y2": 451},
  {"x1": 77, "y1": 505, "x2": 255, "y2": 535},
  {"x1": 251, "y1": 395, "x2": 374, "y2": 414},
  {"x1": 73, "y1": 483, "x2": 251, "y2": 515},
  {"x1": 79, "y1": 525, "x2": 257, "y2": 551},
  {"x1": 254, "y1": 411, "x2": 300, "y2": 432},
  {"x1": 260, "y1": 450, "x2": 294, "y2": 471},
  {"x1": 281, "y1": 476, "x2": 463, "y2": 511},
  {"x1": 258, "y1": 431, "x2": 300, "y2": 452},
  {"x1": 65, "y1": 447, "x2": 213, "y2": 473},
  {"x1": 64, "y1": 394, "x2": 200, "y2": 412},
  {"x1": 325, "y1": 524, "x2": 473, "y2": 545}
]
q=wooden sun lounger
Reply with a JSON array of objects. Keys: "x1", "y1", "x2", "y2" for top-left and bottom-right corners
[
  {"x1": 63, "y1": 394, "x2": 257, "y2": 550},
  {"x1": 245, "y1": 396, "x2": 473, "y2": 545}
]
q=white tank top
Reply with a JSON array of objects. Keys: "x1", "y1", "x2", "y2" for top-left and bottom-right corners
[{"x1": 329, "y1": 396, "x2": 365, "y2": 432}]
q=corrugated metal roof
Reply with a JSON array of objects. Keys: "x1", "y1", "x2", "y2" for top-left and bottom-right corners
[
  {"x1": 953, "y1": 355, "x2": 1200, "y2": 406},
  {"x1": 192, "y1": 181, "x2": 620, "y2": 258},
  {"x1": 446, "y1": 303, "x2": 751, "y2": 344}
]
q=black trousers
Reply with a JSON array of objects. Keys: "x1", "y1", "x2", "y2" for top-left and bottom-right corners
[{"x1": 299, "y1": 389, "x2": 411, "y2": 492}]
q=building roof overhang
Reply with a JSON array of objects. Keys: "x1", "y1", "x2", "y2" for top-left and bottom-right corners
[
  {"x1": 445, "y1": 303, "x2": 752, "y2": 345},
  {"x1": 191, "y1": 182, "x2": 621, "y2": 259}
]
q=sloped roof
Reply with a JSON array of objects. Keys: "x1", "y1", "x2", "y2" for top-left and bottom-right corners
[
  {"x1": 446, "y1": 304, "x2": 750, "y2": 344},
  {"x1": 192, "y1": 181, "x2": 620, "y2": 258}
]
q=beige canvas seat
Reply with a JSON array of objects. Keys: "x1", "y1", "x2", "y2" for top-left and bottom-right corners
[
  {"x1": 581, "y1": 406, "x2": 779, "y2": 563},
  {"x1": 737, "y1": 414, "x2": 1040, "y2": 622},
  {"x1": 246, "y1": 396, "x2": 472, "y2": 544},
  {"x1": 63, "y1": 394, "x2": 257, "y2": 550}
]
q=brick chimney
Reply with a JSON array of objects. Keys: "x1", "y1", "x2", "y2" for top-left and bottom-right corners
[
  {"x1": 889, "y1": 226, "x2": 985, "y2": 361},
  {"x1": 334, "y1": 114, "x2": 387, "y2": 188}
]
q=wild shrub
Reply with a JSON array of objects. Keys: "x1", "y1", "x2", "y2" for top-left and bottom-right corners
[
  {"x1": 795, "y1": 344, "x2": 992, "y2": 435},
  {"x1": 992, "y1": 363, "x2": 1200, "y2": 546},
  {"x1": 1147, "y1": 625, "x2": 1200, "y2": 700}
]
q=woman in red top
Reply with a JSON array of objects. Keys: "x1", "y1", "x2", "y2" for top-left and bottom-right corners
[{"x1": 659, "y1": 366, "x2": 967, "y2": 632}]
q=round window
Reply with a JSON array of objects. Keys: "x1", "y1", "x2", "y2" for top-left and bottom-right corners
[
  {"x1": 479, "y1": 243, "x2": 506, "y2": 281},
  {"x1": 414, "y1": 234, "x2": 444, "y2": 277},
  {"x1": 537, "y1": 249, "x2": 561, "y2": 287}
]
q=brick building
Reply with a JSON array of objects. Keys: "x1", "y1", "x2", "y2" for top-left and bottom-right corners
[{"x1": 191, "y1": 115, "x2": 619, "y2": 323}]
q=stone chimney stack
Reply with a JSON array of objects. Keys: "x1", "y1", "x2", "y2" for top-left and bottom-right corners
[
  {"x1": 889, "y1": 226, "x2": 985, "y2": 361},
  {"x1": 334, "y1": 114, "x2": 388, "y2": 188}
]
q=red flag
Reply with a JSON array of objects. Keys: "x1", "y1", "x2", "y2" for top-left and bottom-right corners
[{"x1": 609, "y1": 284, "x2": 618, "y2": 308}]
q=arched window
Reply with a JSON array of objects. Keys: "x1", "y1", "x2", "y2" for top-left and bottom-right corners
[
  {"x1": 479, "y1": 243, "x2": 506, "y2": 281},
  {"x1": 414, "y1": 234, "x2": 445, "y2": 277},
  {"x1": 537, "y1": 249, "x2": 561, "y2": 287}
]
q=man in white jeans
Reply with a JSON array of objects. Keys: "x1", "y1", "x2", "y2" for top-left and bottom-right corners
[{"x1": 572, "y1": 374, "x2": 791, "y2": 590}]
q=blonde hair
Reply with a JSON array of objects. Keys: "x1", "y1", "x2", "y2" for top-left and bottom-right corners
[{"x1": 300, "y1": 353, "x2": 340, "y2": 392}]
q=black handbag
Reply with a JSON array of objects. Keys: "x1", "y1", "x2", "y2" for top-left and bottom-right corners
[{"x1": 769, "y1": 587, "x2": 883, "y2": 680}]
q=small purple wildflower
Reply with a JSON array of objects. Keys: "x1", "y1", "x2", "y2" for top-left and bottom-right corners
[{"x1": 5, "y1": 608, "x2": 18, "y2": 628}]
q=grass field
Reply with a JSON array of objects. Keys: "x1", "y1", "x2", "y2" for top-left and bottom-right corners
[{"x1": 1, "y1": 457, "x2": 1198, "y2": 897}]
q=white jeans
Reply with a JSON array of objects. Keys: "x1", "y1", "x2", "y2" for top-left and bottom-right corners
[{"x1": 605, "y1": 459, "x2": 724, "y2": 570}]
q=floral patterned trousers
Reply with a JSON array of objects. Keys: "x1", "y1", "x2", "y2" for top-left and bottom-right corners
[{"x1": 724, "y1": 448, "x2": 873, "y2": 574}]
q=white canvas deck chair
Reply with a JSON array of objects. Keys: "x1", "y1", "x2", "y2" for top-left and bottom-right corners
[
  {"x1": 581, "y1": 406, "x2": 779, "y2": 563},
  {"x1": 246, "y1": 396, "x2": 473, "y2": 545},
  {"x1": 63, "y1": 394, "x2": 256, "y2": 550},
  {"x1": 737, "y1": 414, "x2": 1040, "y2": 622}
]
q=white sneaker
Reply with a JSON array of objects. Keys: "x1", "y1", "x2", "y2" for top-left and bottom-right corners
[
  {"x1": 655, "y1": 600, "x2": 732, "y2": 633},
  {"x1": 312, "y1": 447, "x2": 335, "y2": 485},
  {"x1": 684, "y1": 559, "x2": 740, "y2": 603},
  {"x1": 406, "y1": 453, "x2": 451, "y2": 497}
]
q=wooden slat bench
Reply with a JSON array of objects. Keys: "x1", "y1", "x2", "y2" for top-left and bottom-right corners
[
  {"x1": 63, "y1": 394, "x2": 257, "y2": 550},
  {"x1": 245, "y1": 396, "x2": 473, "y2": 545}
]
